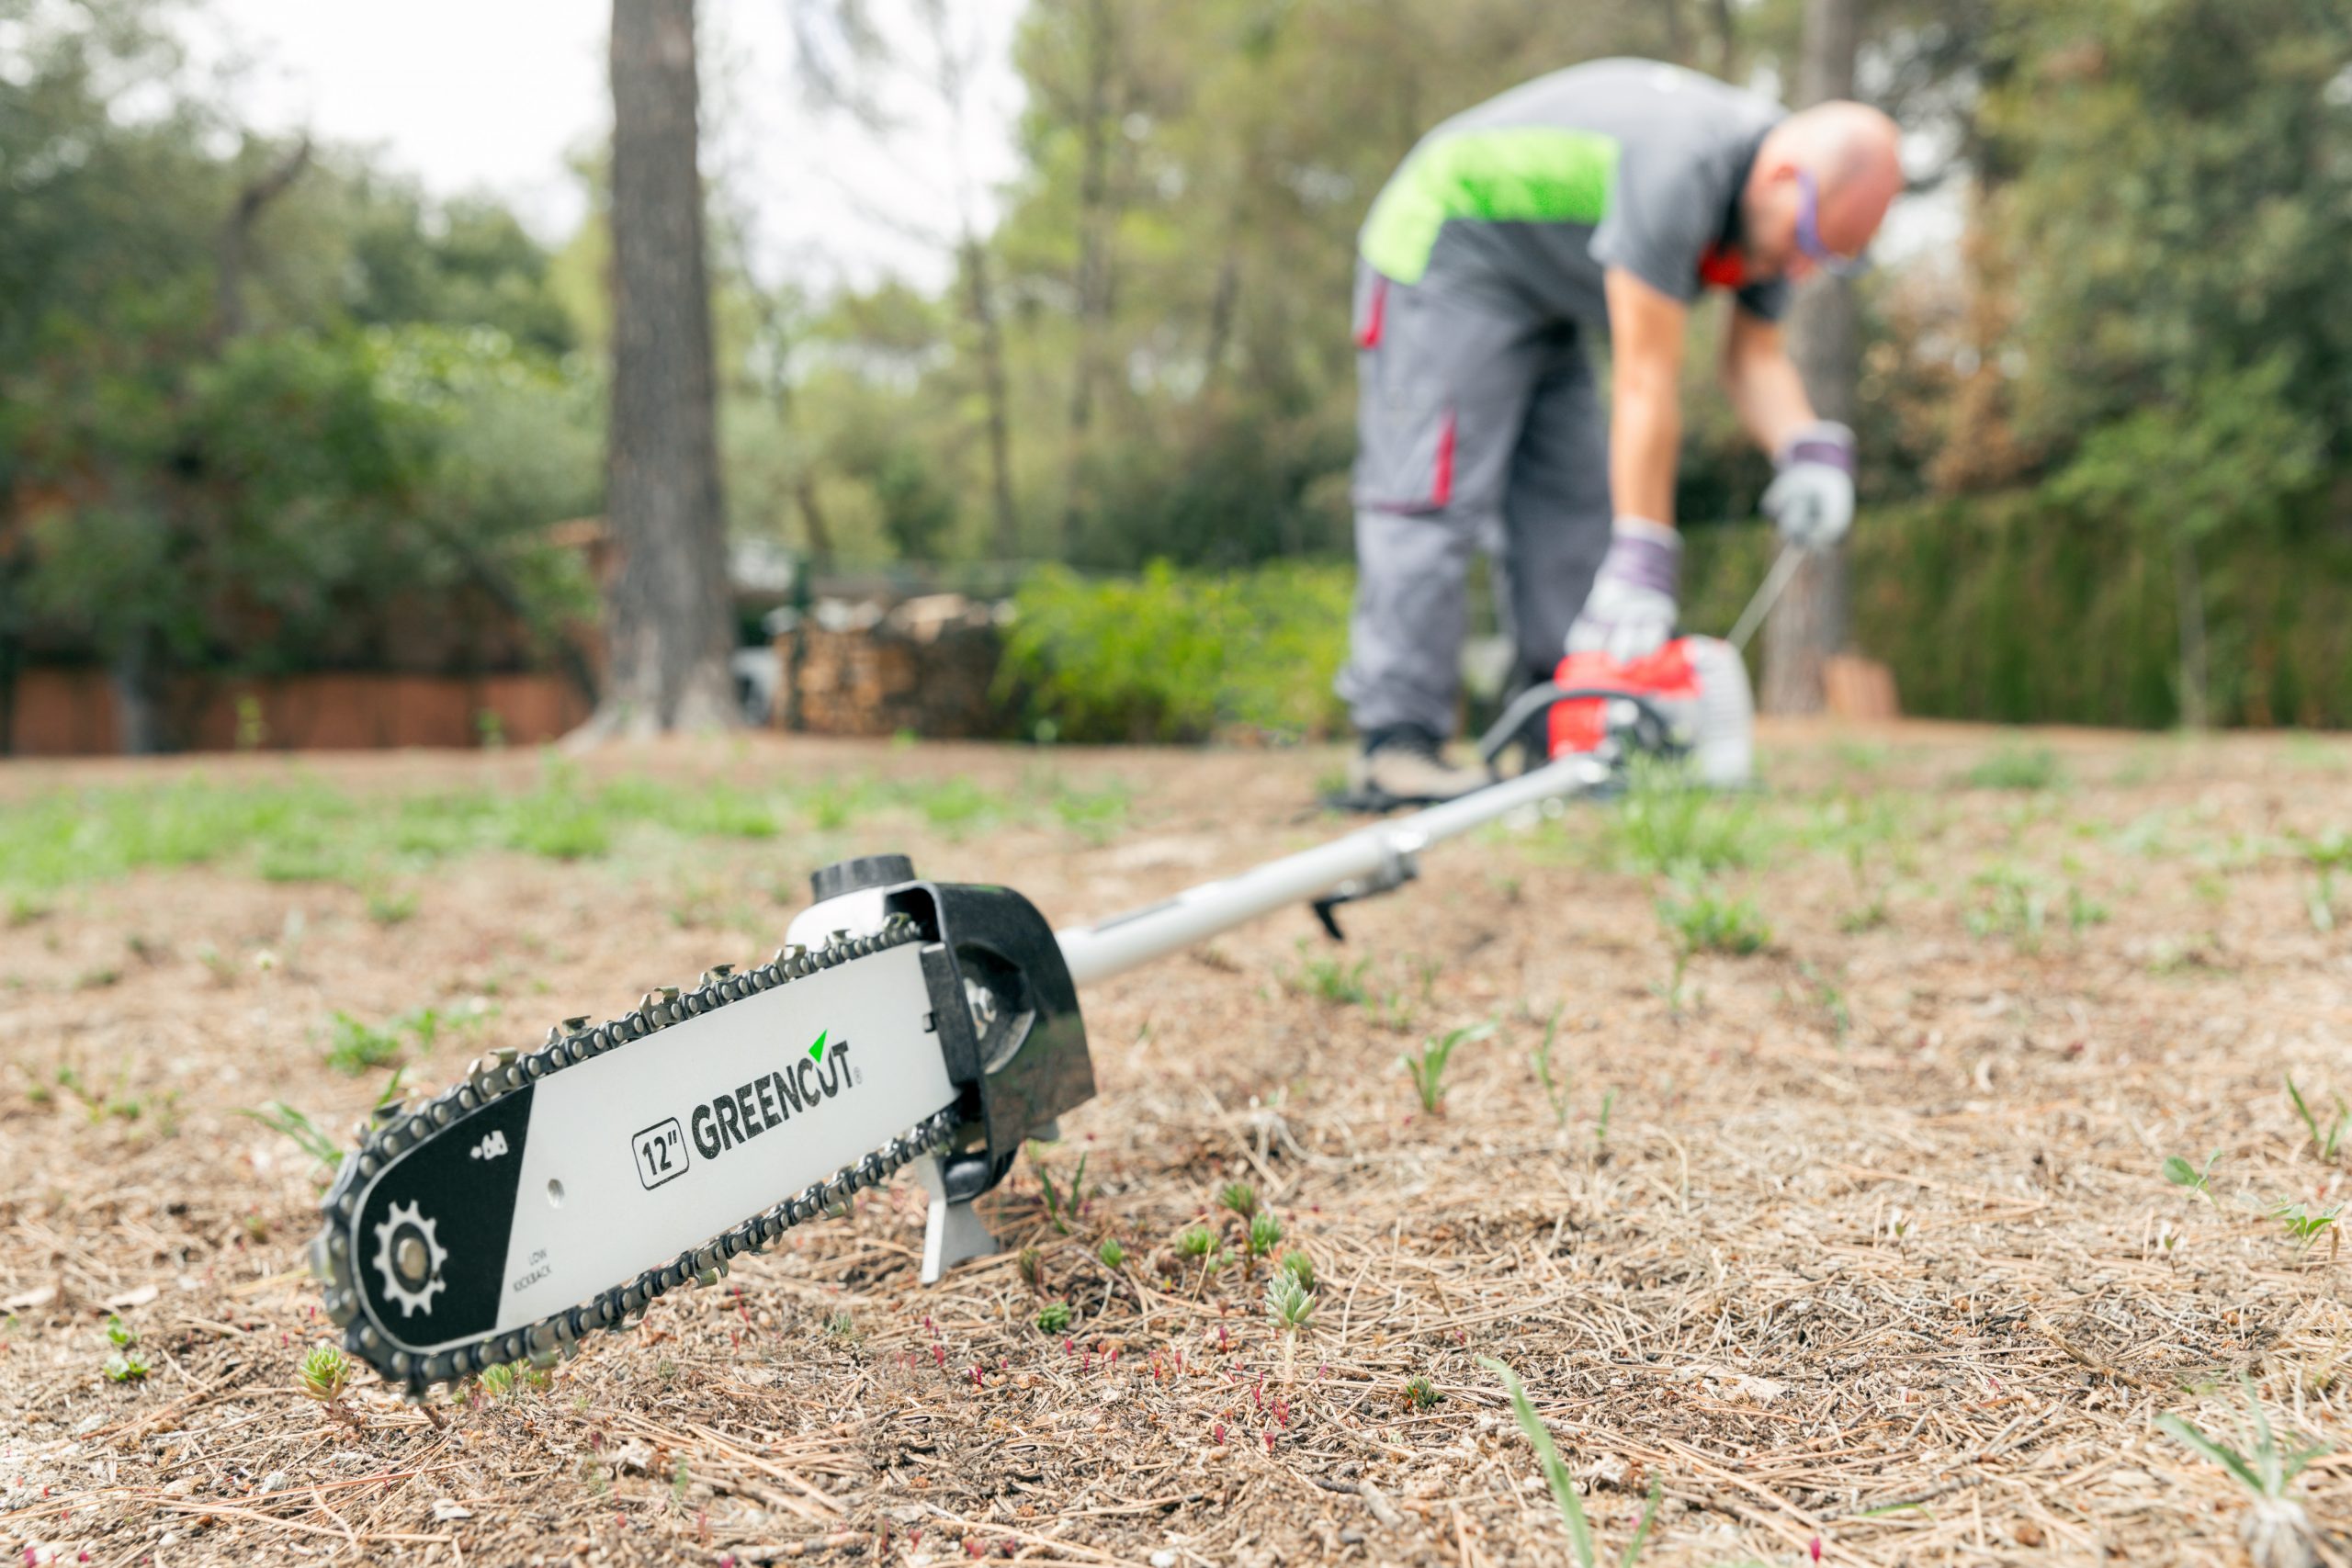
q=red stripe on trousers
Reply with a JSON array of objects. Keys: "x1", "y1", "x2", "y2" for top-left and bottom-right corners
[
  {"x1": 1355, "y1": 276, "x2": 1386, "y2": 349},
  {"x1": 1431, "y1": 411, "x2": 1455, "y2": 509}
]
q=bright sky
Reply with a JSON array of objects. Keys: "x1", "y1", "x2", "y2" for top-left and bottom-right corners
[{"x1": 205, "y1": 0, "x2": 1027, "y2": 294}]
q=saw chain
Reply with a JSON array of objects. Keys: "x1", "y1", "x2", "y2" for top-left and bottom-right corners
[{"x1": 310, "y1": 860, "x2": 1093, "y2": 1393}]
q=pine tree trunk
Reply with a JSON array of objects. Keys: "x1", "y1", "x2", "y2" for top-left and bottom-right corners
[
  {"x1": 590, "y1": 0, "x2": 737, "y2": 739},
  {"x1": 960, "y1": 237, "x2": 1021, "y2": 561},
  {"x1": 1061, "y1": 0, "x2": 1117, "y2": 558},
  {"x1": 1762, "y1": 0, "x2": 1862, "y2": 716}
]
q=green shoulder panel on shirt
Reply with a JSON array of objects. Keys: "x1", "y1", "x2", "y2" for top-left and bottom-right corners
[{"x1": 1360, "y1": 127, "x2": 1621, "y2": 284}]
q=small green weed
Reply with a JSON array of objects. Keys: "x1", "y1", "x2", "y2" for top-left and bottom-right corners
[
  {"x1": 1035, "y1": 1301, "x2": 1073, "y2": 1333},
  {"x1": 1096, "y1": 1238, "x2": 1127, "y2": 1270},
  {"x1": 1611, "y1": 759, "x2": 1764, "y2": 877},
  {"x1": 2292, "y1": 831, "x2": 2352, "y2": 932},
  {"x1": 1279, "y1": 1249, "x2": 1316, "y2": 1292},
  {"x1": 103, "y1": 1351, "x2": 151, "y2": 1382},
  {"x1": 1402, "y1": 1021, "x2": 1493, "y2": 1115},
  {"x1": 1532, "y1": 1007, "x2": 1571, "y2": 1130},
  {"x1": 2288, "y1": 1078, "x2": 2347, "y2": 1162},
  {"x1": 1217, "y1": 1181, "x2": 1258, "y2": 1222},
  {"x1": 2164, "y1": 1150, "x2": 2222, "y2": 1203},
  {"x1": 1286, "y1": 950, "x2": 1373, "y2": 1007},
  {"x1": 238, "y1": 1100, "x2": 344, "y2": 1177},
  {"x1": 323, "y1": 1011, "x2": 406, "y2": 1076},
  {"x1": 1032, "y1": 1145, "x2": 1088, "y2": 1235},
  {"x1": 2157, "y1": 1380, "x2": 2328, "y2": 1515},
  {"x1": 105, "y1": 1314, "x2": 135, "y2": 1348},
  {"x1": 1177, "y1": 1224, "x2": 1216, "y2": 1259},
  {"x1": 1656, "y1": 886, "x2": 1771, "y2": 956},
  {"x1": 1965, "y1": 867, "x2": 2047, "y2": 952},
  {"x1": 299, "y1": 1344, "x2": 353, "y2": 1404},
  {"x1": 2275, "y1": 1202, "x2": 2342, "y2": 1253},
  {"x1": 1483, "y1": 1358, "x2": 1663, "y2": 1567},
  {"x1": 1265, "y1": 1272, "x2": 1317, "y2": 1331},
  {"x1": 1247, "y1": 1211, "x2": 1283, "y2": 1259},
  {"x1": 1962, "y1": 748, "x2": 2064, "y2": 792},
  {"x1": 365, "y1": 886, "x2": 420, "y2": 926},
  {"x1": 1403, "y1": 1374, "x2": 1442, "y2": 1411}
]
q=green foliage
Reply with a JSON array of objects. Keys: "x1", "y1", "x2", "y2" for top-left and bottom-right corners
[
  {"x1": 2274, "y1": 1202, "x2": 2341, "y2": 1252},
  {"x1": 0, "y1": 6, "x2": 595, "y2": 711},
  {"x1": 2287, "y1": 1078, "x2": 2347, "y2": 1162},
  {"x1": 1216, "y1": 1181, "x2": 1259, "y2": 1223},
  {"x1": 1265, "y1": 1272, "x2": 1317, "y2": 1332},
  {"x1": 1655, "y1": 887, "x2": 1771, "y2": 957},
  {"x1": 1962, "y1": 750, "x2": 2064, "y2": 793},
  {"x1": 2156, "y1": 1381, "x2": 2330, "y2": 1503},
  {"x1": 1531, "y1": 1007, "x2": 1572, "y2": 1130},
  {"x1": 1402, "y1": 1021, "x2": 1493, "y2": 1115},
  {"x1": 237, "y1": 1100, "x2": 345, "y2": 1177},
  {"x1": 105, "y1": 1314, "x2": 135, "y2": 1348},
  {"x1": 1482, "y1": 1359, "x2": 1599, "y2": 1567},
  {"x1": 1403, "y1": 1375, "x2": 1442, "y2": 1411},
  {"x1": 299, "y1": 1344, "x2": 354, "y2": 1404},
  {"x1": 323, "y1": 1012, "x2": 408, "y2": 1077},
  {"x1": 1247, "y1": 1212, "x2": 1283, "y2": 1258},
  {"x1": 2164, "y1": 1150, "x2": 2222, "y2": 1202},
  {"x1": 1000, "y1": 562, "x2": 1352, "y2": 743},
  {"x1": 1683, "y1": 511, "x2": 2352, "y2": 730},
  {"x1": 1031, "y1": 1145, "x2": 1087, "y2": 1235},
  {"x1": 1609, "y1": 761, "x2": 1766, "y2": 878},
  {"x1": 1285, "y1": 950, "x2": 1374, "y2": 1008},
  {"x1": 1035, "y1": 1301, "x2": 1073, "y2": 1334},
  {"x1": 1096, "y1": 1238, "x2": 1128, "y2": 1270},
  {"x1": 1176, "y1": 1224, "x2": 1216, "y2": 1258},
  {"x1": 103, "y1": 1351, "x2": 151, "y2": 1383},
  {"x1": 2291, "y1": 833, "x2": 2352, "y2": 933},
  {"x1": 0, "y1": 767, "x2": 1049, "y2": 906},
  {"x1": 1278, "y1": 1250, "x2": 1316, "y2": 1293}
]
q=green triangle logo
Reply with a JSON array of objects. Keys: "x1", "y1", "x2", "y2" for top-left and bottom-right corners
[{"x1": 808, "y1": 1030, "x2": 829, "y2": 1065}]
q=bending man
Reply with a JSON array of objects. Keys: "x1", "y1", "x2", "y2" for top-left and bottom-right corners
[{"x1": 1338, "y1": 58, "x2": 1902, "y2": 807}]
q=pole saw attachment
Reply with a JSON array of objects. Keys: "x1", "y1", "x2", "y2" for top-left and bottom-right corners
[
  {"x1": 308, "y1": 750, "x2": 1626, "y2": 1394},
  {"x1": 307, "y1": 540, "x2": 1803, "y2": 1394}
]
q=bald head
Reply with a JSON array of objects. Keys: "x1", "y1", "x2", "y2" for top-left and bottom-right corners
[{"x1": 1741, "y1": 101, "x2": 1904, "y2": 279}]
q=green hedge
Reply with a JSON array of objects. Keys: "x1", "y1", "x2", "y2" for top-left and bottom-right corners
[
  {"x1": 1000, "y1": 496, "x2": 2351, "y2": 745},
  {"x1": 1000, "y1": 560, "x2": 1353, "y2": 743},
  {"x1": 1684, "y1": 495, "x2": 2352, "y2": 728}
]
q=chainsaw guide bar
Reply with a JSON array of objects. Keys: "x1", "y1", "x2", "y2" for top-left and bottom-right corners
[{"x1": 310, "y1": 871, "x2": 1091, "y2": 1393}]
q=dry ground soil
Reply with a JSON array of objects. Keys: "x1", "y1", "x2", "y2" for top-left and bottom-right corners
[{"x1": 2, "y1": 724, "x2": 2350, "y2": 1567}]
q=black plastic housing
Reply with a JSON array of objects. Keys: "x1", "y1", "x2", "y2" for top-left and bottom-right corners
[{"x1": 806, "y1": 861, "x2": 1095, "y2": 1203}]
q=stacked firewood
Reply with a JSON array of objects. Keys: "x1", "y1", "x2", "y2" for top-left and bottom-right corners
[{"x1": 787, "y1": 594, "x2": 1010, "y2": 739}]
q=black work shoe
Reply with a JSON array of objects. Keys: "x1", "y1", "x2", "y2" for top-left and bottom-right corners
[{"x1": 1331, "y1": 727, "x2": 1492, "y2": 812}]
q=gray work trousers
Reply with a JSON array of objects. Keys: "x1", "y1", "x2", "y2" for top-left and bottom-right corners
[{"x1": 1335, "y1": 264, "x2": 1612, "y2": 739}]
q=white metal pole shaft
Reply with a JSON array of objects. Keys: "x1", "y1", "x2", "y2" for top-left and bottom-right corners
[{"x1": 1054, "y1": 753, "x2": 1611, "y2": 987}]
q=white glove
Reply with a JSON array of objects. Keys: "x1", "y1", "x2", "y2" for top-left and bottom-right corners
[
  {"x1": 1566, "y1": 516, "x2": 1679, "y2": 665},
  {"x1": 1761, "y1": 421, "x2": 1856, "y2": 550}
]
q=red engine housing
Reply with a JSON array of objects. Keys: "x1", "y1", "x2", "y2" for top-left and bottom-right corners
[{"x1": 1546, "y1": 639, "x2": 1705, "y2": 758}]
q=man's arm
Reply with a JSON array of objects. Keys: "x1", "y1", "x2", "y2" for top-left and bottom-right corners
[
  {"x1": 1724, "y1": 306, "x2": 1860, "y2": 551},
  {"x1": 1719, "y1": 307, "x2": 1817, "y2": 454},
  {"x1": 1602, "y1": 266, "x2": 1689, "y2": 525}
]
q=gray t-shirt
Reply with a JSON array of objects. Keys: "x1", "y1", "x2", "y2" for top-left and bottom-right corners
[{"x1": 1359, "y1": 59, "x2": 1789, "y2": 327}]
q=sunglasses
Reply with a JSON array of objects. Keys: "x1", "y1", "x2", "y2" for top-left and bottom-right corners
[{"x1": 1796, "y1": 170, "x2": 1871, "y2": 279}]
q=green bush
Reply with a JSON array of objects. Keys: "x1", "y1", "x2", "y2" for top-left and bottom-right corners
[
  {"x1": 1682, "y1": 496, "x2": 2352, "y2": 730},
  {"x1": 1000, "y1": 560, "x2": 1352, "y2": 743}
]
